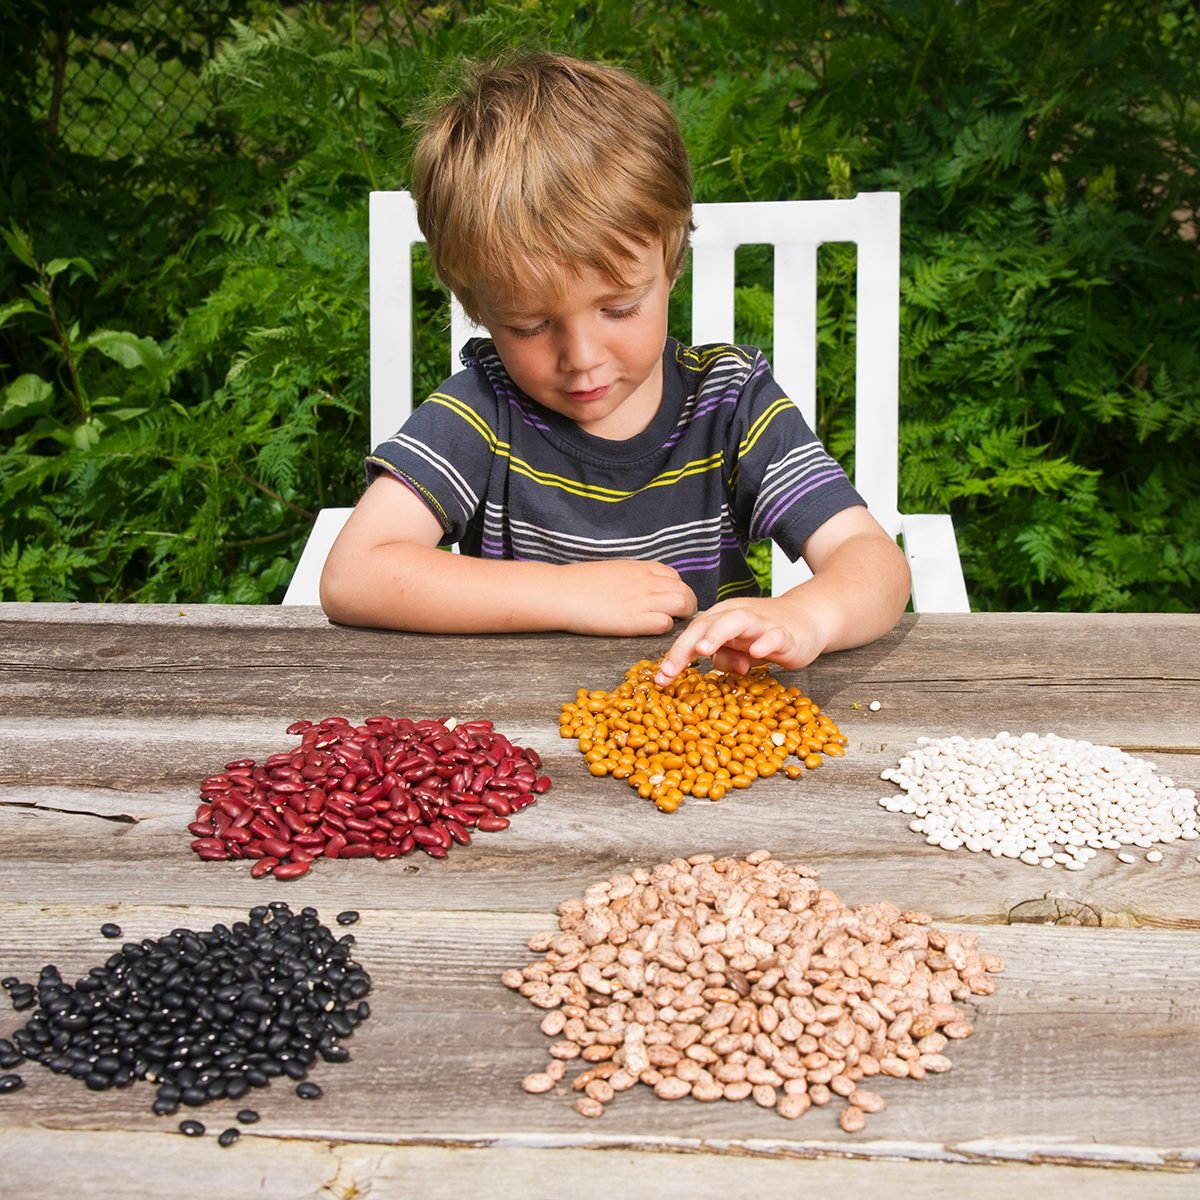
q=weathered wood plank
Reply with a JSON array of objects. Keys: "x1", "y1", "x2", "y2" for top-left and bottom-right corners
[
  {"x1": 3, "y1": 728, "x2": 1197, "y2": 928},
  {"x1": 3, "y1": 610, "x2": 1198, "y2": 749},
  {"x1": 1, "y1": 903, "x2": 1198, "y2": 1162},
  {"x1": 3, "y1": 789, "x2": 1198, "y2": 928},
  {"x1": 3, "y1": 1131, "x2": 1196, "y2": 1199}
]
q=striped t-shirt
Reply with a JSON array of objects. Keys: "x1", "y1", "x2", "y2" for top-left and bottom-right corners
[{"x1": 366, "y1": 337, "x2": 864, "y2": 609}]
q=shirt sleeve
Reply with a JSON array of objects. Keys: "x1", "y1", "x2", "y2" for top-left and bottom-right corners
[
  {"x1": 364, "y1": 369, "x2": 499, "y2": 546},
  {"x1": 725, "y1": 350, "x2": 866, "y2": 562}
]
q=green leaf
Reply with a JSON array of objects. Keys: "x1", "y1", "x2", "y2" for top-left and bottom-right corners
[
  {"x1": 84, "y1": 330, "x2": 165, "y2": 371},
  {"x1": 70, "y1": 420, "x2": 102, "y2": 450},
  {"x1": 1, "y1": 224, "x2": 36, "y2": 268},
  {"x1": 0, "y1": 299, "x2": 40, "y2": 330},
  {"x1": 45, "y1": 256, "x2": 98, "y2": 281},
  {"x1": 0, "y1": 374, "x2": 55, "y2": 429}
]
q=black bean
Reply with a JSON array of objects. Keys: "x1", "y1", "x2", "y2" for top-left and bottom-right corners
[
  {"x1": 100, "y1": 923, "x2": 123, "y2": 939},
  {"x1": 217, "y1": 1128, "x2": 240, "y2": 1147},
  {"x1": 0, "y1": 1073, "x2": 24, "y2": 1093},
  {"x1": 295, "y1": 1081, "x2": 322, "y2": 1100},
  {"x1": 3, "y1": 903, "x2": 371, "y2": 1122},
  {"x1": 178, "y1": 1119, "x2": 205, "y2": 1137},
  {"x1": 236, "y1": 1108, "x2": 260, "y2": 1124},
  {"x1": 1, "y1": 977, "x2": 18, "y2": 990},
  {"x1": 335, "y1": 911, "x2": 360, "y2": 926}
]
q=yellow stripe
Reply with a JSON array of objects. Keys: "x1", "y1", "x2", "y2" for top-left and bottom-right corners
[
  {"x1": 420, "y1": 392, "x2": 729, "y2": 502},
  {"x1": 507, "y1": 451, "x2": 725, "y2": 502},
  {"x1": 675, "y1": 342, "x2": 756, "y2": 372},
  {"x1": 738, "y1": 396, "x2": 793, "y2": 461},
  {"x1": 730, "y1": 396, "x2": 794, "y2": 490},
  {"x1": 717, "y1": 576, "x2": 758, "y2": 600},
  {"x1": 426, "y1": 393, "x2": 505, "y2": 452}
]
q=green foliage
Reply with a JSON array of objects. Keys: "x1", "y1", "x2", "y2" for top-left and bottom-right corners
[{"x1": 1, "y1": 0, "x2": 1197, "y2": 610}]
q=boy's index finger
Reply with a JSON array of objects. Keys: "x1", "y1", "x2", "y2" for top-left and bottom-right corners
[{"x1": 654, "y1": 631, "x2": 709, "y2": 685}]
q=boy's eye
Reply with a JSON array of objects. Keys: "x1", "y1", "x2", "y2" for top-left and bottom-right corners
[
  {"x1": 606, "y1": 302, "x2": 642, "y2": 321},
  {"x1": 508, "y1": 321, "x2": 549, "y2": 339}
]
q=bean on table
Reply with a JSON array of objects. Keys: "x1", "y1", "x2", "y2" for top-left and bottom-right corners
[
  {"x1": 560, "y1": 661, "x2": 846, "y2": 812},
  {"x1": 506, "y1": 851, "x2": 1004, "y2": 1130},
  {"x1": 190, "y1": 714, "x2": 552, "y2": 878}
]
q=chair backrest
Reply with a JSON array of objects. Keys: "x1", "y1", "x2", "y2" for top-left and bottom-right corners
[
  {"x1": 688, "y1": 193, "x2": 901, "y2": 540},
  {"x1": 369, "y1": 190, "x2": 903, "y2": 576}
]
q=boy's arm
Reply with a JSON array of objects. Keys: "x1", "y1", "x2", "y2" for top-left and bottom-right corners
[
  {"x1": 319, "y1": 474, "x2": 698, "y2": 635},
  {"x1": 654, "y1": 505, "x2": 910, "y2": 684}
]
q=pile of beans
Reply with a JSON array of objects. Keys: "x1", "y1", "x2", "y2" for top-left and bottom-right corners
[
  {"x1": 1, "y1": 904, "x2": 368, "y2": 1139},
  {"x1": 878, "y1": 732, "x2": 1199, "y2": 869},
  {"x1": 559, "y1": 661, "x2": 846, "y2": 812},
  {"x1": 503, "y1": 852, "x2": 1002, "y2": 1131},
  {"x1": 192, "y1": 715, "x2": 551, "y2": 878}
]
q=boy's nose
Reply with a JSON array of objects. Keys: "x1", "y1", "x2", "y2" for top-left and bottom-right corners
[{"x1": 557, "y1": 322, "x2": 605, "y2": 373}]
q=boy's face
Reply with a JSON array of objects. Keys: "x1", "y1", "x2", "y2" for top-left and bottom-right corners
[{"x1": 477, "y1": 238, "x2": 671, "y2": 440}]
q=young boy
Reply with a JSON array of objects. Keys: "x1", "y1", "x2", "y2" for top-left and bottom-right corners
[{"x1": 320, "y1": 53, "x2": 911, "y2": 685}]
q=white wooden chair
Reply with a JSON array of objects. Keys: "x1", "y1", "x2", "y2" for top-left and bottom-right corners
[{"x1": 283, "y1": 189, "x2": 969, "y2": 611}]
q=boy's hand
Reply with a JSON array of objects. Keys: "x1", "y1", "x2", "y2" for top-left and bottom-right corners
[
  {"x1": 654, "y1": 597, "x2": 826, "y2": 685},
  {"x1": 561, "y1": 560, "x2": 697, "y2": 636}
]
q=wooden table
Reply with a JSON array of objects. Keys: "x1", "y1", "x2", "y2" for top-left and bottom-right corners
[{"x1": 1, "y1": 603, "x2": 1198, "y2": 1198}]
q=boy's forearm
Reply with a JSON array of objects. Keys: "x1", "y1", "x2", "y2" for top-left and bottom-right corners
[
  {"x1": 778, "y1": 533, "x2": 911, "y2": 653},
  {"x1": 321, "y1": 545, "x2": 569, "y2": 632}
]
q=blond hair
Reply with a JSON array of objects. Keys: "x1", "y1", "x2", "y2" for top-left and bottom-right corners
[{"x1": 411, "y1": 53, "x2": 693, "y2": 324}]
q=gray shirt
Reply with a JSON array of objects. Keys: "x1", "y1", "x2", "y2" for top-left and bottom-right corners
[{"x1": 366, "y1": 337, "x2": 864, "y2": 608}]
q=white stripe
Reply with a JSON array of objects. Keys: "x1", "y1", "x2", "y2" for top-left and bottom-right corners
[{"x1": 387, "y1": 432, "x2": 479, "y2": 513}]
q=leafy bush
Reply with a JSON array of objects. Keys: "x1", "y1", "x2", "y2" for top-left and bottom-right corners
[{"x1": 1, "y1": 0, "x2": 1196, "y2": 609}]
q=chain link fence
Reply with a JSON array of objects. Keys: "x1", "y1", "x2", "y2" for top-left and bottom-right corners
[
  {"x1": 32, "y1": 1, "x2": 260, "y2": 160},
  {"x1": 33, "y1": 1, "x2": 390, "y2": 162}
]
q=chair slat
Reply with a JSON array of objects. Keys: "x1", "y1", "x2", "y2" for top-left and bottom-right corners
[{"x1": 771, "y1": 243, "x2": 817, "y2": 430}]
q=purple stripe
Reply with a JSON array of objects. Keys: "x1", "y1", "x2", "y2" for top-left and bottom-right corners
[
  {"x1": 759, "y1": 467, "x2": 844, "y2": 534},
  {"x1": 667, "y1": 553, "x2": 724, "y2": 572},
  {"x1": 481, "y1": 534, "x2": 513, "y2": 556},
  {"x1": 663, "y1": 359, "x2": 770, "y2": 447}
]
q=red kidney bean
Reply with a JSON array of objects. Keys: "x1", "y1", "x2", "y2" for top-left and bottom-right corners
[
  {"x1": 189, "y1": 713, "x2": 550, "y2": 876},
  {"x1": 444, "y1": 819, "x2": 471, "y2": 846},
  {"x1": 272, "y1": 860, "x2": 311, "y2": 880},
  {"x1": 281, "y1": 810, "x2": 309, "y2": 835},
  {"x1": 482, "y1": 793, "x2": 512, "y2": 817}
]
